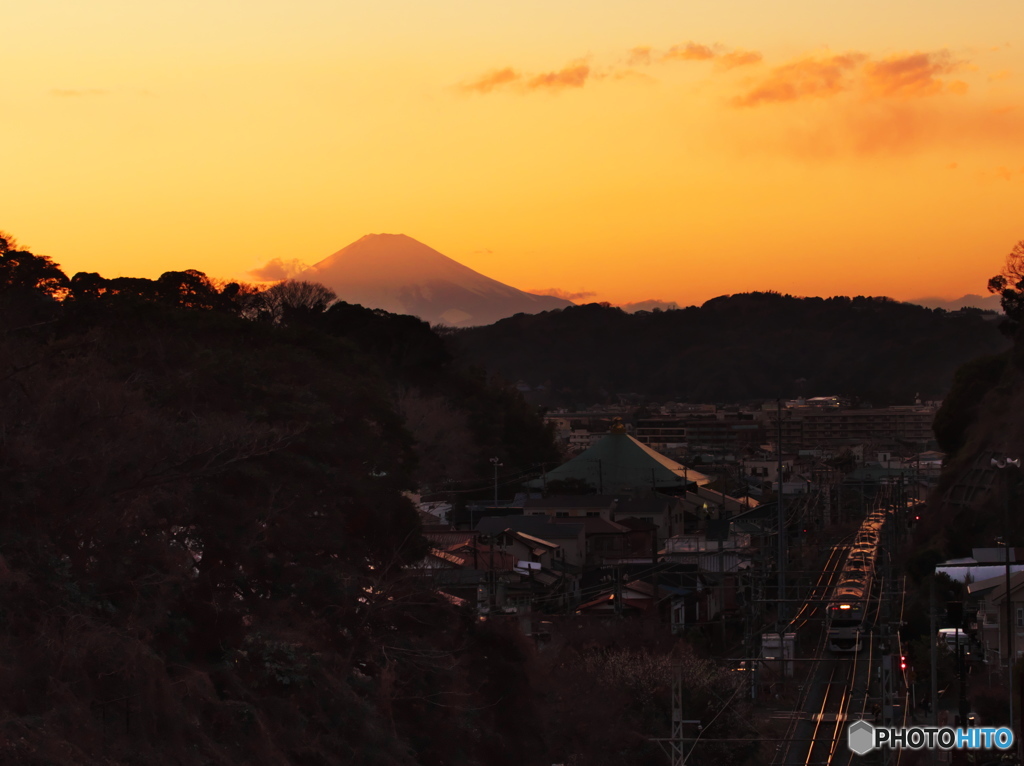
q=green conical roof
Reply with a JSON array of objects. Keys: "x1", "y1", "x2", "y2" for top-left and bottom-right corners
[{"x1": 530, "y1": 431, "x2": 711, "y2": 493}]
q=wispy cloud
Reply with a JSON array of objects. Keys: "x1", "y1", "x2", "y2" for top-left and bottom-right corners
[
  {"x1": 627, "y1": 46, "x2": 653, "y2": 66},
  {"x1": 718, "y1": 91, "x2": 1024, "y2": 158},
  {"x1": 717, "y1": 47, "x2": 1014, "y2": 157},
  {"x1": 733, "y1": 49, "x2": 973, "y2": 108},
  {"x1": 461, "y1": 67, "x2": 522, "y2": 93},
  {"x1": 460, "y1": 62, "x2": 590, "y2": 94},
  {"x1": 716, "y1": 49, "x2": 763, "y2": 71},
  {"x1": 461, "y1": 41, "x2": 761, "y2": 95},
  {"x1": 733, "y1": 52, "x2": 866, "y2": 106},
  {"x1": 863, "y1": 51, "x2": 963, "y2": 99},
  {"x1": 527, "y1": 63, "x2": 590, "y2": 90},
  {"x1": 656, "y1": 42, "x2": 761, "y2": 69},
  {"x1": 529, "y1": 287, "x2": 596, "y2": 301},
  {"x1": 455, "y1": 42, "x2": 1023, "y2": 164},
  {"x1": 248, "y1": 258, "x2": 308, "y2": 281},
  {"x1": 460, "y1": 43, "x2": 987, "y2": 119},
  {"x1": 662, "y1": 42, "x2": 716, "y2": 62}
]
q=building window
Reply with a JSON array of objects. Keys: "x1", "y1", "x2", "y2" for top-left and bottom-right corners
[{"x1": 1017, "y1": 607, "x2": 1024, "y2": 628}]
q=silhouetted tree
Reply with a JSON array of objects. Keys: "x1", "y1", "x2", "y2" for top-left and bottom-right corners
[
  {"x1": 259, "y1": 279, "x2": 337, "y2": 323},
  {"x1": 156, "y1": 269, "x2": 221, "y2": 310},
  {"x1": 0, "y1": 230, "x2": 68, "y2": 297},
  {"x1": 988, "y1": 240, "x2": 1024, "y2": 334},
  {"x1": 217, "y1": 279, "x2": 264, "y2": 316}
]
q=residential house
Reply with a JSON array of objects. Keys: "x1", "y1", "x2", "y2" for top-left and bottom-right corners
[
  {"x1": 662, "y1": 522, "x2": 753, "y2": 574},
  {"x1": 491, "y1": 529, "x2": 564, "y2": 569},
  {"x1": 574, "y1": 568, "x2": 715, "y2": 633},
  {"x1": 614, "y1": 494, "x2": 689, "y2": 537},
  {"x1": 477, "y1": 516, "x2": 587, "y2": 568},
  {"x1": 415, "y1": 532, "x2": 577, "y2": 617},
  {"x1": 681, "y1": 486, "x2": 756, "y2": 522},
  {"x1": 553, "y1": 516, "x2": 635, "y2": 565},
  {"x1": 970, "y1": 570, "x2": 1024, "y2": 665}
]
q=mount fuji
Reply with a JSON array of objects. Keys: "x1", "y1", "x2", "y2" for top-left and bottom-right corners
[{"x1": 295, "y1": 234, "x2": 573, "y2": 326}]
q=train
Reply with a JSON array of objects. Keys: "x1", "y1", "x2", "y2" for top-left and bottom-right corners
[{"x1": 826, "y1": 508, "x2": 887, "y2": 652}]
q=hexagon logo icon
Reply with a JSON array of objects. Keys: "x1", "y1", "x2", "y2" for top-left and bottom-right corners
[{"x1": 848, "y1": 720, "x2": 875, "y2": 756}]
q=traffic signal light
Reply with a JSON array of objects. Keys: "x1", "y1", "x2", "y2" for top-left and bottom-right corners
[{"x1": 900, "y1": 655, "x2": 907, "y2": 671}]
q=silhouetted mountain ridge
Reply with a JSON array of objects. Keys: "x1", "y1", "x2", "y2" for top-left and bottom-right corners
[
  {"x1": 450, "y1": 292, "x2": 1008, "y2": 404},
  {"x1": 907, "y1": 294, "x2": 1002, "y2": 312}
]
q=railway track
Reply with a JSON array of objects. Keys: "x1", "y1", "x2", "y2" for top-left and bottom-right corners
[
  {"x1": 781, "y1": 608, "x2": 877, "y2": 766},
  {"x1": 806, "y1": 634, "x2": 875, "y2": 766},
  {"x1": 776, "y1": 490, "x2": 893, "y2": 766},
  {"x1": 790, "y1": 539, "x2": 851, "y2": 633},
  {"x1": 772, "y1": 537, "x2": 857, "y2": 766}
]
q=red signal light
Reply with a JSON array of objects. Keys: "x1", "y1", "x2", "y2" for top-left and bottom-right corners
[{"x1": 900, "y1": 655, "x2": 907, "y2": 670}]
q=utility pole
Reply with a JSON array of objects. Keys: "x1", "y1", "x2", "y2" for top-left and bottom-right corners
[
  {"x1": 490, "y1": 457, "x2": 502, "y2": 506},
  {"x1": 993, "y1": 455, "x2": 1020, "y2": 736},
  {"x1": 652, "y1": 523, "x2": 660, "y2": 622},
  {"x1": 651, "y1": 666, "x2": 701, "y2": 766},
  {"x1": 860, "y1": 469, "x2": 866, "y2": 516},
  {"x1": 614, "y1": 564, "x2": 622, "y2": 617},
  {"x1": 489, "y1": 535, "x2": 496, "y2": 612},
  {"x1": 836, "y1": 474, "x2": 843, "y2": 526},
  {"x1": 930, "y1": 579, "x2": 939, "y2": 754},
  {"x1": 881, "y1": 497, "x2": 894, "y2": 730},
  {"x1": 959, "y1": 640, "x2": 969, "y2": 727},
  {"x1": 777, "y1": 398, "x2": 787, "y2": 628},
  {"x1": 896, "y1": 474, "x2": 903, "y2": 543}
]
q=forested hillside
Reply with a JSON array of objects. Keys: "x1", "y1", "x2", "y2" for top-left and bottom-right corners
[
  {"x1": 919, "y1": 244, "x2": 1024, "y2": 560},
  {"x1": 0, "y1": 237, "x2": 580, "y2": 765},
  {"x1": 451, "y1": 294, "x2": 1008, "y2": 405}
]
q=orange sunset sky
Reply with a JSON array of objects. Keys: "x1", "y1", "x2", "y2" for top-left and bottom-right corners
[{"x1": 5, "y1": 0, "x2": 1023, "y2": 306}]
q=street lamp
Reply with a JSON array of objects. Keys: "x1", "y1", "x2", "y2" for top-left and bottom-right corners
[
  {"x1": 490, "y1": 457, "x2": 503, "y2": 506},
  {"x1": 991, "y1": 455, "x2": 1020, "y2": 738}
]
